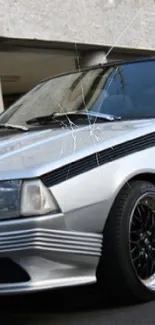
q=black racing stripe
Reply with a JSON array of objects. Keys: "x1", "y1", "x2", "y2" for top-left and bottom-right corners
[{"x1": 41, "y1": 131, "x2": 155, "y2": 187}]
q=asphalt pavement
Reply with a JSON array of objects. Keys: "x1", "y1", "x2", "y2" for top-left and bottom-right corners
[{"x1": 0, "y1": 284, "x2": 155, "y2": 325}]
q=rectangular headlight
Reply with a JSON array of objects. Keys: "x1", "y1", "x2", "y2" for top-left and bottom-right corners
[
  {"x1": 0, "y1": 180, "x2": 21, "y2": 220},
  {"x1": 0, "y1": 179, "x2": 59, "y2": 220}
]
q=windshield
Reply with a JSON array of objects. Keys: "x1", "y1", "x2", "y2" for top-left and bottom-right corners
[{"x1": 1, "y1": 60, "x2": 155, "y2": 127}]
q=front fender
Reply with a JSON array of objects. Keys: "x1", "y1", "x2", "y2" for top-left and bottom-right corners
[{"x1": 51, "y1": 146, "x2": 155, "y2": 233}]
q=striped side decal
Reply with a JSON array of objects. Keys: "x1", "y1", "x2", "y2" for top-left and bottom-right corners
[{"x1": 41, "y1": 131, "x2": 155, "y2": 187}]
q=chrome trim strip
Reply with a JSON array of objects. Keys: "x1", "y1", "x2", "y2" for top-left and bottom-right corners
[
  {"x1": 0, "y1": 228, "x2": 102, "y2": 256},
  {"x1": 0, "y1": 228, "x2": 102, "y2": 240}
]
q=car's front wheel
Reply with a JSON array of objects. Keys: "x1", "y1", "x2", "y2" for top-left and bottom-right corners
[{"x1": 97, "y1": 180, "x2": 155, "y2": 303}]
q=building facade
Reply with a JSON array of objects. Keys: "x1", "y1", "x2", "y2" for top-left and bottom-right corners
[{"x1": 0, "y1": 0, "x2": 154, "y2": 110}]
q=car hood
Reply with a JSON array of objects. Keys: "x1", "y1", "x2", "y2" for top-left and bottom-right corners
[{"x1": 0, "y1": 119, "x2": 155, "y2": 180}]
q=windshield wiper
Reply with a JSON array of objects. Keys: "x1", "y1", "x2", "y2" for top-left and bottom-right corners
[
  {"x1": 0, "y1": 123, "x2": 29, "y2": 132},
  {"x1": 26, "y1": 111, "x2": 121, "y2": 125},
  {"x1": 56, "y1": 111, "x2": 121, "y2": 121}
]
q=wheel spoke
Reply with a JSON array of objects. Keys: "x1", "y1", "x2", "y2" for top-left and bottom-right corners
[
  {"x1": 140, "y1": 258, "x2": 148, "y2": 278},
  {"x1": 145, "y1": 208, "x2": 152, "y2": 229},
  {"x1": 129, "y1": 196, "x2": 155, "y2": 281},
  {"x1": 131, "y1": 246, "x2": 137, "y2": 253},
  {"x1": 133, "y1": 212, "x2": 144, "y2": 226},
  {"x1": 130, "y1": 239, "x2": 141, "y2": 245},
  {"x1": 130, "y1": 229, "x2": 141, "y2": 234},
  {"x1": 145, "y1": 261, "x2": 151, "y2": 279},
  {"x1": 150, "y1": 260, "x2": 155, "y2": 276},
  {"x1": 151, "y1": 214, "x2": 155, "y2": 229},
  {"x1": 132, "y1": 253, "x2": 141, "y2": 262}
]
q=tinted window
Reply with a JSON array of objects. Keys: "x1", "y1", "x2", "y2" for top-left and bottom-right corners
[{"x1": 94, "y1": 61, "x2": 155, "y2": 118}]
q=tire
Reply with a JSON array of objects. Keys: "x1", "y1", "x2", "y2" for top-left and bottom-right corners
[{"x1": 96, "y1": 180, "x2": 155, "y2": 304}]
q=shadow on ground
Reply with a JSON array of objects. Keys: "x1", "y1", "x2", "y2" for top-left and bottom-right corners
[
  {"x1": 0, "y1": 284, "x2": 111, "y2": 312},
  {"x1": 0, "y1": 284, "x2": 149, "y2": 325}
]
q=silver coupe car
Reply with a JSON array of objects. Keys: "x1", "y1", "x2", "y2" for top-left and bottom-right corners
[{"x1": 0, "y1": 57, "x2": 155, "y2": 303}]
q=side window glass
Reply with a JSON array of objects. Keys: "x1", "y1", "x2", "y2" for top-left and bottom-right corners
[{"x1": 101, "y1": 61, "x2": 155, "y2": 117}]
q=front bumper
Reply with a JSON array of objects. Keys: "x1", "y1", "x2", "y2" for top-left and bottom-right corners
[{"x1": 0, "y1": 213, "x2": 102, "y2": 294}]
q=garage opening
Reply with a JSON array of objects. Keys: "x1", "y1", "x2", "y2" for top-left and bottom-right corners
[{"x1": 0, "y1": 49, "x2": 77, "y2": 109}]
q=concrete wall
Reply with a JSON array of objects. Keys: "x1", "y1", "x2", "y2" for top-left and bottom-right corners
[{"x1": 0, "y1": 0, "x2": 155, "y2": 52}]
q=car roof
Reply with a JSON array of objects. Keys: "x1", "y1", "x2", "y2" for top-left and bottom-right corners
[{"x1": 40, "y1": 56, "x2": 155, "y2": 84}]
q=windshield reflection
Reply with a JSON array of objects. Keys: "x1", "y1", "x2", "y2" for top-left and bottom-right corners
[{"x1": 1, "y1": 60, "x2": 155, "y2": 127}]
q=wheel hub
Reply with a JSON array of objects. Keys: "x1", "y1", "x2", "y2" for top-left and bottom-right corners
[{"x1": 129, "y1": 197, "x2": 155, "y2": 283}]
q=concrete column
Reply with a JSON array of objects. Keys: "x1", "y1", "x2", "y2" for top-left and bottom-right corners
[
  {"x1": 80, "y1": 51, "x2": 107, "y2": 68},
  {"x1": 0, "y1": 80, "x2": 4, "y2": 113}
]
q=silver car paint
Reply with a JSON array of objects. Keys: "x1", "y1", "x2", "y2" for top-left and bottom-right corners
[
  {"x1": 0, "y1": 118, "x2": 155, "y2": 293},
  {"x1": 0, "y1": 119, "x2": 154, "y2": 179},
  {"x1": 0, "y1": 214, "x2": 102, "y2": 294}
]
